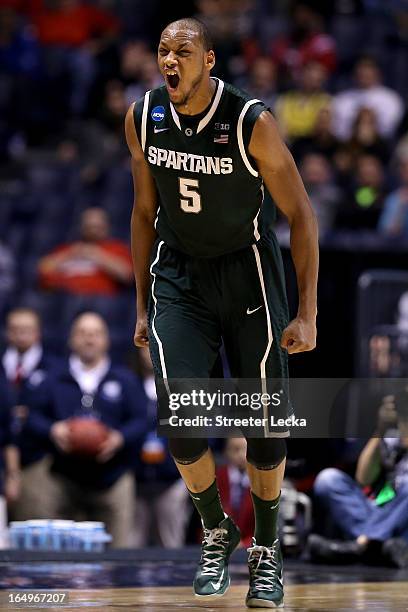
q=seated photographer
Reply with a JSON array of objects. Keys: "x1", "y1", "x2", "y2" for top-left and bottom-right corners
[
  {"x1": 309, "y1": 394, "x2": 408, "y2": 567},
  {"x1": 25, "y1": 311, "x2": 147, "y2": 547}
]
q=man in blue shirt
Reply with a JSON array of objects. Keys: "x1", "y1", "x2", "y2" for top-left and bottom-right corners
[{"x1": 25, "y1": 311, "x2": 148, "y2": 547}]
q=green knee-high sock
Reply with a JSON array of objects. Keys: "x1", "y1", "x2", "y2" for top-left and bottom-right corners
[
  {"x1": 188, "y1": 480, "x2": 225, "y2": 529},
  {"x1": 251, "y1": 491, "x2": 280, "y2": 546}
]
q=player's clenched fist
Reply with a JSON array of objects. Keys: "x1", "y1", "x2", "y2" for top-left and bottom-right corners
[
  {"x1": 280, "y1": 317, "x2": 317, "y2": 354},
  {"x1": 134, "y1": 314, "x2": 149, "y2": 347}
]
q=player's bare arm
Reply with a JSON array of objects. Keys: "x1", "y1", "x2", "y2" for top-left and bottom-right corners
[
  {"x1": 125, "y1": 103, "x2": 158, "y2": 347},
  {"x1": 249, "y1": 110, "x2": 318, "y2": 355}
]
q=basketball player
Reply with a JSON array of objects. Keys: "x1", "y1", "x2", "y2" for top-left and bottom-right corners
[{"x1": 125, "y1": 18, "x2": 318, "y2": 608}]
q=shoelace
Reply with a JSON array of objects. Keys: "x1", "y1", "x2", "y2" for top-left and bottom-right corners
[
  {"x1": 200, "y1": 527, "x2": 228, "y2": 576},
  {"x1": 247, "y1": 539, "x2": 281, "y2": 592}
]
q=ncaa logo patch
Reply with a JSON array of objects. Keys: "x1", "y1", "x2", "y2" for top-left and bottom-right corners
[{"x1": 151, "y1": 106, "x2": 165, "y2": 122}]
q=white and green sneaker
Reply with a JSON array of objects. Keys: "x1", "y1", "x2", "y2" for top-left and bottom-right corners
[
  {"x1": 193, "y1": 515, "x2": 241, "y2": 598},
  {"x1": 246, "y1": 538, "x2": 284, "y2": 608}
]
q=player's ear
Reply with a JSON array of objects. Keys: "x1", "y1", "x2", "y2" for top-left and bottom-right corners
[{"x1": 206, "y1": 50, "x2": 215, "y2": 71}]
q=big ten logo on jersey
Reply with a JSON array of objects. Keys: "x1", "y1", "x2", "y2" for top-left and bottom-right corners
[
  {"x1": 214, "y1": 122, "x2": 230, "y2": 131},
  {"x1": 214, "y1": 122, "x2": 230, "y2": 144}
]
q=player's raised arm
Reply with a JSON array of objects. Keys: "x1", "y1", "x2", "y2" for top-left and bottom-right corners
[
  {"x1": 125, "y1": 103, "x2": 159, "y2": 347},
  {"x1": 249, "y1": 110, "x2": 318, "y2": 354}
]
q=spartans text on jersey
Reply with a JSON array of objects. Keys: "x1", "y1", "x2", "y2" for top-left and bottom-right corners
[{"x1": 147, "y1": 146, "x2": 233, "y2": 175}]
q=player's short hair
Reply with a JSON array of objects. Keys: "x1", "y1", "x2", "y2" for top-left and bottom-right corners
[{"x1": 162, "y1": 17, "x2": 213, "y2": 52}]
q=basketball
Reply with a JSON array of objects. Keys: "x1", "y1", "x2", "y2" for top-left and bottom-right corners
[{"x1": 67, "y1": 418, "x2": 109, "y2": 457}]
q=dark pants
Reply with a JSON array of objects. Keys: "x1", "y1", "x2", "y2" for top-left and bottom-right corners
[
  {"x1": 314, "y1": 468, "x2": 408, "y2": 542},
  {"x1": 148, "y1": 236, "x2": 291, "y2": 438},
  {"x1": 148, "y1": 236, "x2": 289, "y2": 380}
]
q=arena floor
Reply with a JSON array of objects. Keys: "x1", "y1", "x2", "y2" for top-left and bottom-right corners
[{"x1": 0, "y1": 549, "x2": 407, "y2": 611}]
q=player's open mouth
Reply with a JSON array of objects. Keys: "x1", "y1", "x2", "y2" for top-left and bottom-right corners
[{"x1": 166, "y1": 72, "x2": 180, "y2": 91}]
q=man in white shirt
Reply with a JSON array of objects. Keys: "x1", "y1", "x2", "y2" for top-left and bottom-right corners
[{"x1": 333, "y1": 57, "x2": 404, "y2": 141}]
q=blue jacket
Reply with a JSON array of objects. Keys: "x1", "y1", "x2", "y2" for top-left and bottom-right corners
[
  {"x1": 0, "y1": 350, "x2": 61, "y2": 404},
  {"x1": 25, "y1": 362, "x2": 148, "y2": 490},
  {"x1": 0, "y1": 375, "x2": 13, "y2": 495},
  {"x1": 0, "y1": 351, "x2": 62, "y2": 467}
]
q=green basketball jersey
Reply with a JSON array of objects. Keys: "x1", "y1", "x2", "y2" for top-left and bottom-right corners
[{"x1": 133, "y1": 77, "x2": 276, "y2": 257}]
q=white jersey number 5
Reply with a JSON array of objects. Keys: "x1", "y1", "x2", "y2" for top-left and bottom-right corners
[{"x1": 179, "y1": 177, "x2": 202, "y2": 213}]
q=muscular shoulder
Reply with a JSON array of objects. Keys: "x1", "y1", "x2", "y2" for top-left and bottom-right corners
[{"x1": 249, "y1": 109, "x2": 287, "y2": 164}]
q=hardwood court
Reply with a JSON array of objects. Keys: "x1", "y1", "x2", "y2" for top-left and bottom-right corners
[
  {"x1": 2, "y1": 583, "x2": 408, "y2": 611},
  {"x1": 1, "y1": 552, "x2": 407, "y2": 611}
]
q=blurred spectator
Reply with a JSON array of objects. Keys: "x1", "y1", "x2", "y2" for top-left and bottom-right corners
[
  {"x1": 25, "y1": 311, "x2": 147, "y2": 546},
  {"x1": 0, "y1": 374, "x2": 20, "y2": 547},
  {"x1": 120, "y1": 40, "x2": 149, "y2": 84},
  {"x1": 1, "y1": 307, "x2": 52, "y2": 390},
  {"x1": 299, "y1": 153, "x2": 342, "y2": 238},
  {"x1": 335, "y1": 108, "x2": 391, "y2": 175},
  {"x1": 336, "y1": 154, "x2": 386, "y2": 230},
  {"x1": 396, "y1": 291, "x2": 408, "y2": 372},
  {"x1": 0, "y1": 3, "x2": 43, "y2": 148},
  {"x1": 275, "y1": 61, "x2": 331, "y2": 141},
  {"x1": 333, "y1": 57, "x2": 404, "y2": 141},
  {"x1": 239, "y1": 56, "x2": 277, "y2": 110},
  {"x1": 270, "y1": 3, "x2": 337, "y2": 83},
  {"x1": 123, "y1": 50, "x2": 161, "y2": 106},
  {"x1": 24, "y1": 0, "x2": 120, "y2": 115},
  {"x1": 138, "y1": 52, "x2": 162, "y2": 91},
  {"x1": 96, "y1": 79, "x2": 128, "y2": 142},
  {"x1": 196, "y1": 0, "x2": 255, "y2": 79},
  {"x1": 395, "y1": 130, "x2": 408, "y2": 164},
  {"x1": 38, "y1": 207, "x2": 133, "y2": 295},
  {"x1": 216, "y1": 438, "x2": 254, "y2": 547},
  {"x1": 290, "y1": 105, "x2": 340, "y2": 163},
  {"x1": 378, "y1": 153, "x2": 408, "y2": 239},
  {"x1": 309, "y1": 394, "x2": 408, "y2": 568},
  {"x1": 132, "y1": 347, "x2": 190, "y2": 548},
  {"x1": 369, "y1": 335, "x2": 394, "y2": 377},
  {"x1": 0, "y1": 241, "x2": 15, "y2": 317},
  {"x1": 0, "y1": 4, "x2": 40, "y2": 77},
  {"x1": 1, "y1": 307, "x2": 60, "y2": 520},
  {"x1": 397, "y1": 291, "x2": 408, "y2": 334}
]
